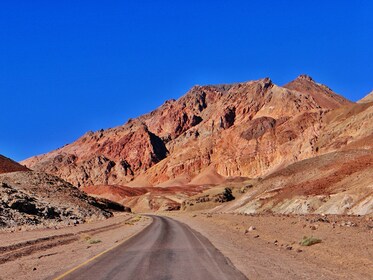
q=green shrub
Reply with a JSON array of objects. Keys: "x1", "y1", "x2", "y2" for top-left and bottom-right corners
[{"x1": 300, "y1": 236, "x2": 322, "y2": 246}]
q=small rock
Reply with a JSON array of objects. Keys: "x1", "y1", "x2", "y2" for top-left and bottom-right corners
[
  {"x1": 253, "y1": 235, "x2": 260, "y2": 238},
  {"x1": 33, "y1": 268, "x2": 37, "y2": 271},
  {"x1": 296, "y1": 249, "x2": 303, "y2": 253},
  {"x1": 310, "y1": 225, "x2": 317, "y2": 230},
  {"x1": 248, "y1": 226, "x2": 256, "y2": 231},
  {"x1": 286, "y1": 245, "x2": 292, "y2": 250}
]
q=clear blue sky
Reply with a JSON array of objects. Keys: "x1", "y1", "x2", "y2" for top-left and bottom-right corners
[{"x1": 1, "y1": 1, "x2": 372, "y2": 161}]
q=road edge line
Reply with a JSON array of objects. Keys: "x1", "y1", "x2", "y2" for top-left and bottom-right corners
[{"x1": 53, "y1": 215, "x2": 153, "y2": 280}]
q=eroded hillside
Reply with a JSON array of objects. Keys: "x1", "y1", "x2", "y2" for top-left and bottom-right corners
[{"x1": 22, "y1": 75, "x2": 352, "y2": 187}]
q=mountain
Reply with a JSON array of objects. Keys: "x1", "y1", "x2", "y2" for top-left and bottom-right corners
[
  {"x1": 22, "y1": 74, "x2": 373, "y2": 215},
  {"x1": 22, "y1": 75, "x2": 352, "y2": 188},
  {"x1": 358, "y1": 90, "x2": 373, "y2": 103}
]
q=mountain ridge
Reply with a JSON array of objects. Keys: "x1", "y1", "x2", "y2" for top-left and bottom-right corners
[{"x1": 22, "y1": 75, "x2": 353, "y2": 188}]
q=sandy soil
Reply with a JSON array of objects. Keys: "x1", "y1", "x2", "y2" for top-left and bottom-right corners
[
  {"x1": 0, "y1": 213, "x2": 151, "y2": 280},
  {"x1": 1, "y1": 211, "x2": 371, "y2": 280},
  {"x1": 165, "y1": 212, "x2": 373, "y2": 280}
]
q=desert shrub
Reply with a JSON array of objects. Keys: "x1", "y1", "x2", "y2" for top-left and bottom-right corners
[
  {"x1": 300, "y1": 236, "x2": 322, "y2": 246},
  {"x1": 223, "y1": 187, "x2": 235, "y2": 201}
]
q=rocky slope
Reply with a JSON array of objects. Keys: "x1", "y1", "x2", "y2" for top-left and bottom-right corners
[
  {"x1": 358, "y1": 90, "x2": 373, "y2": 103},
  {"x1": 0, "y1": 171, "x2": 115, "y2": 228},
  {"x1": 0, "y1": 154, "x2": 29, "y2": 174},
  {"x1": 0, "y1": 154, "x2": 129, "y2": 229},
  {"x1": 22, "y1": 75, "x2": 352, "y2": 187},
  {"x1": 187, "y1": 97, "x2": 373, "y2": 215},
  {"x1": 213, "y1": 149, "x2": 373, "y2": 215},
  {"x1": 82, "y1": 184, "x2": 208, "y2": 212}
]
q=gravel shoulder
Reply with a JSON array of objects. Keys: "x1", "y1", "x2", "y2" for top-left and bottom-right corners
[
  {"x1": 165, "y1": 212, "x2": 373, "y2": 280},
  {"x1": 0, "y1": 213, "x2": 151, "y2": 280}
]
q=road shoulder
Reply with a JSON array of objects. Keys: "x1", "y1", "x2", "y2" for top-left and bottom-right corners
[
  {"x1": 165, "y1": 212, "x2": 373, "y2": 280},
  {"x1": 0, "y1": 213, "x2": 151, "y2": 280}
]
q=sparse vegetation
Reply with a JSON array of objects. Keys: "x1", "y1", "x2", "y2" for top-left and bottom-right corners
[
  {"x1": 300, "y1": 236, "x2": 322, "y2": 246},
  {"x1": 82, "y1": 234, "x2": 102, "y2": 244},
  {"x1": 125, "y1": 215, "x2": 142, "y2": 225},
  {"x1": 221, "y1": 187, "x2": 235, "y2": 202},
  {"x1": 88, "y1": 239, "x2": 102, "y2": 244}
]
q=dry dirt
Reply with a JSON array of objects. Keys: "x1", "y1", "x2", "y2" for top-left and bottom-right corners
[
  {"x1": 165, "y1": 212, "x2": 373, "y2": 280},
  {"x1": 0, "y1": 213, "x2": 151, "y2": 280},
  {"x1": 1, "y1": 212, "x2": 371, "y2": 280}
]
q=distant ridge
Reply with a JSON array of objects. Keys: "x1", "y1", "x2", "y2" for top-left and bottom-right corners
[{"x1": 0, "y1": 154, "x2": 29, "y2": 174}]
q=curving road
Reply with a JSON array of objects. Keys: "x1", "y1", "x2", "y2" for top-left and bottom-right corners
[{"x1": 60, "y1": 215, "x2": 247, "y2": 280}]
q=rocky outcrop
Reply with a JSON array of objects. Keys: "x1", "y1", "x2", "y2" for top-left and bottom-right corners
[
  {"x1": 0, "y1": 171, "x2": 114, "y2": 228},
  {"x1": 23, "y1": 124, "x2": 168, "y2": 187}
]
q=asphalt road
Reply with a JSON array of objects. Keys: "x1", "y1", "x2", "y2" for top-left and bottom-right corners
[{"x1": 61, "y1": 215, "x2": 247, "y2": 280}]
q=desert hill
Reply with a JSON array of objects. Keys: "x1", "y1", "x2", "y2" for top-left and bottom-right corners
[
  {"x1": 22, "y1": 75, "x2": 351, "y2": 187},
  {"x1": 0, "y1": 154, "x2": 29, "y2": 174},
  {"x1": 358, "y1": 90, "x2": 373, "y2": 103},
  {"x1": 214, "y1": 149, "x2": 373, "y2": 215},
  {"x1": 0, "y1": 155, "x2": 129, "y2": 229}
]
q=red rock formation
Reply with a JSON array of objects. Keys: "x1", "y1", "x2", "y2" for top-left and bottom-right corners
[
  {"x1": 22, "y1": 75, "x2": 353, "y2": 188},
  {"x1": 0, "y1": 155, "x2": 29, "y2": 174}
]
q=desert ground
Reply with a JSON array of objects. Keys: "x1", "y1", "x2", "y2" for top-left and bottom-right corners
[
  {"x1": 166, "y1": 212, "x2": 373, "y2": 280},
  {"x1": 0, "y1": 213, "x2": 150, "y2": 280},
  {"x1": 0, "y1": 211, "x2": 371, "y2": 280}
]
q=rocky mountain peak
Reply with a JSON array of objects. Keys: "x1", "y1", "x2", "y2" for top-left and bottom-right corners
[
  {"x1": 296, "y1": 74, "x2": 314, "y2": 82},
  {"x1": 284, "y1": 75, "x2": 351, "y2": 109},
  {"x1": 257, "y1": 77, "x2": 273, "y2": 90}
]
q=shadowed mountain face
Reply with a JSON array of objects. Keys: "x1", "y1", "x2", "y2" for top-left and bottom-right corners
[
  {"x1": 23, "y1": 75, "x2": 357, "y2": 188},
  {"x1": 0, "y1": 155, "x2": 29, "y2": 174}
]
